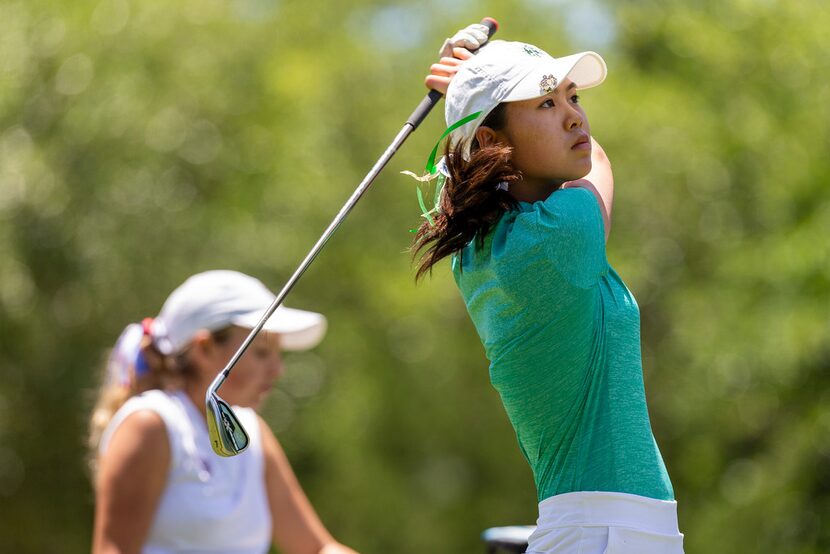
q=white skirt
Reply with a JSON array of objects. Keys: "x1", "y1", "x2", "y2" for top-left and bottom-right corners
[{"x1": 525, "y1": 491, "x2": 684, "y2": 554}]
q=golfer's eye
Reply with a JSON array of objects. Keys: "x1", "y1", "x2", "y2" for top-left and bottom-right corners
[
  {"x1": 571, "y1": 94, "x2": 580, "y2": 104},
  {"x1": 540, "y1": 98, "x2": 555, "y2": 108}
]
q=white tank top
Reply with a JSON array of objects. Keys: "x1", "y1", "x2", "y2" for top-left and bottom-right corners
[{"x1": 100, "y1": 389, "x2": 272, "y2": 554}]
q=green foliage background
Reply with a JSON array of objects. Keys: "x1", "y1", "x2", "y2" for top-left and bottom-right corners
[{"x1": 0, "y1": 0, "x2": 828, "y2": 552}]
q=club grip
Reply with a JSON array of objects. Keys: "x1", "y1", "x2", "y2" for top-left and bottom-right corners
[
  {"x1": 480, "y1": 17, "x2": 499, "y2": 41},
  {"x1": 406, "y1": 17, "x2": 500, "y2": 129}
]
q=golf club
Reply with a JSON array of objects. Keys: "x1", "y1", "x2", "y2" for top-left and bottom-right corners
[{"x1": 206, "y1": 17, "x2": 499, "y2": 457}]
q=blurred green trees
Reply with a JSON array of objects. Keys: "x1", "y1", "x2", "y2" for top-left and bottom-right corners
[{"x1": 0, "y1": 0, "x2": 828, "y2": 552}]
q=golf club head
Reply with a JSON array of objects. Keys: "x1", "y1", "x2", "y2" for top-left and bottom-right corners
[{"x1": 206, "y1": 392, "x2": 250, "y2": 457}]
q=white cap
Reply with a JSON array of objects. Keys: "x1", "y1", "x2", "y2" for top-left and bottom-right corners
[
  {"x1": 445, "y1": 40, "x2": 607, "y2": 158},
  {"x1": 152, "y1": 270, "x2": 327, "y2": 355}
]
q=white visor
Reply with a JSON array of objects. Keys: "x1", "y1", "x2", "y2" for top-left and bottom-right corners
[
  {"x1": 153, "y1": 270, "x2": 327, "y2": 354},
  {"x1": 232, "y1": 305, "x2": 327, "y2": 352}
]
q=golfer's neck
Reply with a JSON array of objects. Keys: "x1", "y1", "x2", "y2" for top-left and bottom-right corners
[
  {"x1": 183, "y1": 381, "x2": 209, "y2": 419},
  {"x1": 509, "y1": 178, "x2": 563, "y2": 203}
]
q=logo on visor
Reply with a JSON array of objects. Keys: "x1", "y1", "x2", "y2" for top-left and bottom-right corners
[
  {"x1": 540, "y1": 74, "x2": 558, "y2": 94},
  {"x1": 523, "y1": 45, "x2": 542, "y2": 57}
]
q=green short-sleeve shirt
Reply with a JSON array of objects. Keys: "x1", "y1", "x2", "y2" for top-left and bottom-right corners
[{"x1": 452, "y1": 187, "x2": 674, "y2": 502}]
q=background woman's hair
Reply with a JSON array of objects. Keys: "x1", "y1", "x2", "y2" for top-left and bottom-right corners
[
  {"x1": 86, "y1": 327, "x2": 234, "y2": 476},
  {"x1": 412, "y1": 103, "x2": 520, "y2": 280}
]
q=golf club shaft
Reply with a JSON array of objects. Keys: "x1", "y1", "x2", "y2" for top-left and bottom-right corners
[
  {"x1": 210, "y1": 18, "x2": 498, "y2": 391},
  {"x1": 210, "y1": 124, "x2": 415, "y2": 389}
]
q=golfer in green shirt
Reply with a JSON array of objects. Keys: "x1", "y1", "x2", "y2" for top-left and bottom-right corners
[{"x1": 413, "y1": 30, "x2": 684, "y2": 554}]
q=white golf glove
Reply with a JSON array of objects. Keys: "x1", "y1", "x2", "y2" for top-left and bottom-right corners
[{"x1": 438, "y1": 23, "x2": 490, "y2": 58}]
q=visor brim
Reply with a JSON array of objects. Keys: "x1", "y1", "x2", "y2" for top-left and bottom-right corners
[
  {"x1": 233, "y1": 306, "x2": 328, "y2": 351},
  {"x1": 503, "y1": 51, "x2": 607, "y2": 103}
]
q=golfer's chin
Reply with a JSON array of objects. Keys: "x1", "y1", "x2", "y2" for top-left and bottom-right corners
[
  {"x1": 571, "y1": 159, "x2": 592, "y2": 180},
  {"x1": 551, "y1": 164, "x2": 592, "y2": 187},
  {"x1": 232, "y1": 392, "x2": 267, "y2": 411},
  {"x1": 251, "y1": 387, "x2": 274, "y2": 410}
]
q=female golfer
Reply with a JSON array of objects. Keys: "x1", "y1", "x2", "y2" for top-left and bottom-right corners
[
  {"x1": 89, "y1": 270, "x2": 358, "y2": 554},
  {"x1": 414, "y1": 32, "x2": 684, "y2": 553}
]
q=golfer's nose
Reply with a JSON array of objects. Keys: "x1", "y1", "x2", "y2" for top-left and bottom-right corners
[{"x1": 565, "y1": 108, "x2": 583, "y2": 130}]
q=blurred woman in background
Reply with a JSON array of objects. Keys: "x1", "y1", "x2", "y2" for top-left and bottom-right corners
[{"x1": 88, "y1": 269, "x2": 358, "y2": 554}]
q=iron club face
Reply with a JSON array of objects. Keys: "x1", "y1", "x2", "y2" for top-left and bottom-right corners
[{"x1": 206, "y1": 388, "x2": 250, "y2": 457}]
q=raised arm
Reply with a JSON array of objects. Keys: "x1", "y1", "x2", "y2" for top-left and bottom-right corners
[
  {"x1": 92, "y1": 411, "x2": 169, "y2": 554},
  {"x1": 260, "y1": 418, "x2": 359, "y2": 554},
  {"x1": 563, "y1": 137, "x2": 614, "y2": 241}
]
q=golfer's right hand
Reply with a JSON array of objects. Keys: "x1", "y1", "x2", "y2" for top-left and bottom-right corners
[{"x1": 425, "y1": 47, "x2": 473, "y2": 94}]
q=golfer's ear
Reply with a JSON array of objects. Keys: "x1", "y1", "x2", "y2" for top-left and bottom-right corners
[
  {"x1": 189, "y1": 330, "x2": 215, "y2": 361},
  {"x1": 475, "y1": 126, "x2": 500, "y2": 148}
]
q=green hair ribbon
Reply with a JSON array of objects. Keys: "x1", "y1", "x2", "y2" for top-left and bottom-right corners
[{"x1": 402, "y1": 111, "x2": 482, "y2": 227}]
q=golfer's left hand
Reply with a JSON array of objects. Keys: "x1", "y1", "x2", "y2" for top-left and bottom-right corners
[
  {"x1": 425, "y1": 47, "x2": 474, "y2": 94},
  {"x1": 438, "y1": 23, "x2": 490, "y2": 58}
]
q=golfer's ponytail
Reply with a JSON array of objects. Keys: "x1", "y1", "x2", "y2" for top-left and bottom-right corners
[
  {"x1": 86, "y1": 328, "x2": 178, "y2": 475},
  {"x1": 412, "y1": 104, "x2": 519, "y2": 280},
  {"x1": 86, "y1": 324, "x2": 234, "y2": 474}
]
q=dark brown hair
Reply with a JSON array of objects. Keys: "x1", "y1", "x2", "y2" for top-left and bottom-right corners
[{"x1": 412, "y1": 104, "x2": 521, "y2": 280}]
